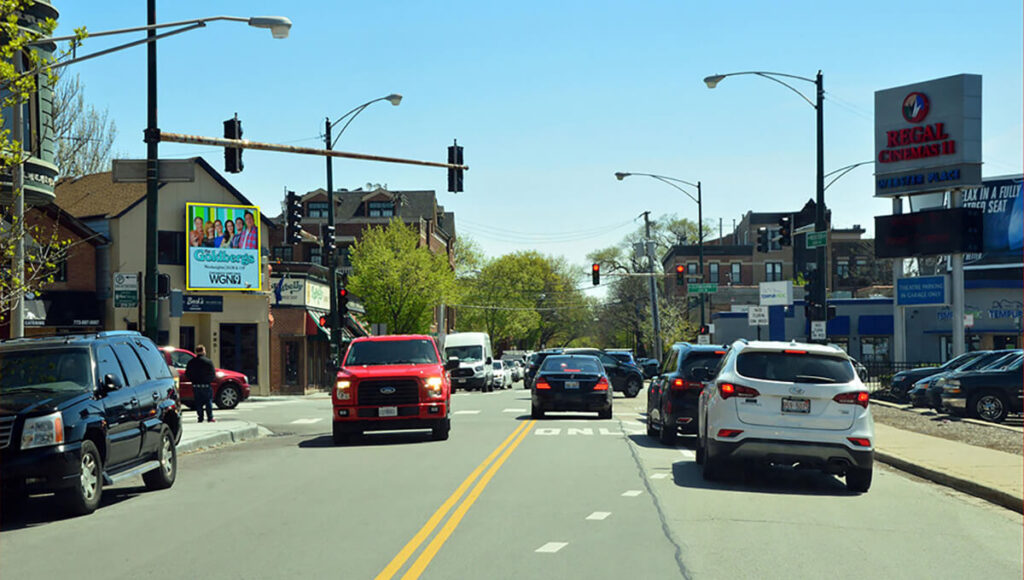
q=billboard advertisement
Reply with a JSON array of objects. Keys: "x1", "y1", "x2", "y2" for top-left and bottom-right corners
[
  {"x1": 186, "y1": 203, "x2": 262, "y2": 291},
  {"x1": 962, "y1": 175, "x2": 1023, "y2": 269}
]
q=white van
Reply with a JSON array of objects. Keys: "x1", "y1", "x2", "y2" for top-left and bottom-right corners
[{"x1": 443, "y1": 332, "x2": 494, "y2": 392}]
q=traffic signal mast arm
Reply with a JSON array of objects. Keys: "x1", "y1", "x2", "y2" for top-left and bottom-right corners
[{"x1": 160, "y1": 131, "x2": 468, "y2": 172}]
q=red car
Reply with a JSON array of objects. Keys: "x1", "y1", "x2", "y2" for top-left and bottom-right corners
[
  {"x1": 332, "y1": 335, "x2": 459, "y2": 444},
  {"x1": 161, "y1": 346, "x2": 251, "y2": 410}
]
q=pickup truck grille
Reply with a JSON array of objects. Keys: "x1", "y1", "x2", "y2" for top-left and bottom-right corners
[
  {"x1": 358, "y1": 379, "x2": 420, "y2": 406},
  {"x1": 0, "y1": 415, "x2": 15, "y2": 449}
]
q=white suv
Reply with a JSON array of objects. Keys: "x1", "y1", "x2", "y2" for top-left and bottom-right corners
[{"x1": 695, "y1": 340, "x2": 874, "y2": 492}]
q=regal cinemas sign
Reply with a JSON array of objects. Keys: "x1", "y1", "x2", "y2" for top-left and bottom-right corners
[{"x1": 874, "y1": 74, "x2": 982, "y2": 197}]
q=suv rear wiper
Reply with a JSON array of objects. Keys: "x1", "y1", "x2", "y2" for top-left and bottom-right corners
[{"x1": 792, "y1": 375, "x2": 838, "y2": 384}]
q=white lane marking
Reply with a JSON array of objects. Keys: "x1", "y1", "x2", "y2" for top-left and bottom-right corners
[
  {"x1": 622, "y1": 490, "x2": 643, "y2": 497},
  {"x1": 567, "y1": 428, "x2": 593, "y2": 435},
  {"x1": 535, "y1": 542, "x2": 568, "y2": 553},
  {"x1": 289, "y1": 418, "x2": 323, "y2": 425},
  {"x1": 650, "y1": 473, "x2": 670, "y2": 480},
  {"x1": 535, "y1": 428, "x2": 561, "y2": 435},
  {"x1": 678, "y1": 449, "x2": 696, "y2": 460},
  {"x1": 503, "y1": 408, "x2": 526, "y2": 413},
  {"x1": 453, "y1": 410, "x2": 481, "y2": 415},
  {"x1": 586, "y1": 511, "x2": 611, "y2": 520}
]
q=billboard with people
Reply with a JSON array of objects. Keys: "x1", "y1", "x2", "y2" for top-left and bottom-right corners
[{"x1": 185, "y1": 203, "x2": 262, "y2": 291}]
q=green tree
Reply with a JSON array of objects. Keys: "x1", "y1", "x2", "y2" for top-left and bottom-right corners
[{"x1": 348, "y1": 219, "x2": 456, "y2": 334}]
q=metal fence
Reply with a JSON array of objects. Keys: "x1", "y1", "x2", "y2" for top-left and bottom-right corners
[{"x1": 859, "y1": 361, "x2": 941, "y2": 394}]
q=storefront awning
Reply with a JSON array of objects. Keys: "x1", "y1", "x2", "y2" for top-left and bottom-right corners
[
  {"x1": 306, "y1": 310, "x2": 330, "y2": 338},
  {"x1": 857, "y1": 315, "x2": 894, "y2": 336}
]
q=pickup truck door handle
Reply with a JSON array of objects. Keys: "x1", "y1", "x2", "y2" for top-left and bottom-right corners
[
  {"x1": 152, "y1": 392, "x2": 160, "y2": 400},
  {"x1": 130, "y1": 397, "x2": 139, "y2": 407}
]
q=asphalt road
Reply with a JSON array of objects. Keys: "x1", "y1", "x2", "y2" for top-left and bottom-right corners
[{"x1": 2, "y1": 383, "x2": 1022, "y2": 579}]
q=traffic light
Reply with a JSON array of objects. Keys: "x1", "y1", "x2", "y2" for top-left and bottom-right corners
[
  {"x1": 447, "y1": 140, "x2": 464, "y2": 193},
  {"x1": 698, "y1": 324, "x2": 710, "y2": 335},
  {"x1": 319, "y1": 315, "x2": 328, "y2": 328},
  {"x1": 323, "y1": 224, "x2": 336, "y2": 258},
  {"x1": 223, "y1": 114, "x2": 243, "y2": 173},
  {"x1": 675, "y1": 264, "x2": 685, "y2": 286},
  {"x1": 285, "y1": 190, "x2": 302, "y2": 244},
  {"x1": 777, "y1": 215, "x2": 792, "y2": 246},
  {"x1": 338, "y1": 288, "x2": 349, "y2": 317},
  {"x1": 756, "y1": 227, "x2": 769, "y2": 253},
  {"x1": 591, "y1": 263, "x2": 600, "y2": 285}
]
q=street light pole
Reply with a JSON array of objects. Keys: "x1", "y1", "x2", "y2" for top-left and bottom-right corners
[{"x1": 143, "y1": 0, "x2": 159, "y2": 341}]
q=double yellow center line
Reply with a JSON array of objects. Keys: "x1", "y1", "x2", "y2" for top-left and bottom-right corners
[{"x1": 375, "y1": 419, "x2": 536, "y2": 580}]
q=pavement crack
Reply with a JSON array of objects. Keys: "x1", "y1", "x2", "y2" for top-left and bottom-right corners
[{"x1": 617, "y1": 417, "x2": 692, "y2": 580}]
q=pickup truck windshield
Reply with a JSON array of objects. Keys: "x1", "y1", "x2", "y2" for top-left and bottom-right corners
[
  {"x1": 0, "y1": 348, "x2": 93, "y2": 393},
  {"x1": 445, "y1": 345, "x2": 483, "y2": 362},
  {"x1": 344, "y1": 340, "x2": 439, "y2": 366}
]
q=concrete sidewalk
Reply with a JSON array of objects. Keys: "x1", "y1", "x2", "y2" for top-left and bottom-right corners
[
  {"x1": 874, "y1": 422, "x2": 1023, "y2": 513},
  {"x1": 176, "y1": 414, "x2": 266, "y2": 455}
]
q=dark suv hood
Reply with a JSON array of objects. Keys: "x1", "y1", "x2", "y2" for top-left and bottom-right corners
[{"x1": 0, "y1": 390, "x2": 91, "y2": 416}]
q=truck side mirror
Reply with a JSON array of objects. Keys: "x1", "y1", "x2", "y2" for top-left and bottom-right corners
[
  {"x1": 486, "y1": 356, "x2": 493, "y2": 365},
  {"x1": 445, "y1": 356, "x2": 460, "y2": 371},
  {"x1": 102, "y1": 373, "x2": 123, "y2": 393}
]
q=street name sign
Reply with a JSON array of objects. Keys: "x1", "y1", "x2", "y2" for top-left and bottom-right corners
[
  {"x1": 688, "y1": 283, "x2": 718, "y2": 294},
  {"x1": 806, "y1": 231, "x2": 827, "y2": 249},
  {"x1": 747, "y1": 306, "x2": 769, "y2": 326}
]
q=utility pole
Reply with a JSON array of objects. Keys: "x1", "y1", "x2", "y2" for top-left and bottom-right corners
[{"x1": 641, "y1": 211, "x2": 662, "y2": 358}]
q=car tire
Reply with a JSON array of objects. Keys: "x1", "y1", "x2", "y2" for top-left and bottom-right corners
[
  {"x1": 891, "y1": 384, "x2": 908, "y2": 403},
  {"x1": 971, "y1": 391, "x2": 1010, "y2": 423},
  {"x1": 695, "y1": 435, "x2": 706, "y2": 465},
  {"x1": 658, "y1": 418, "x2": 677, "y2": 446},
  {"x1": 646, "y1": 417, "x2": 657, "y2": 437},
  {"x1": 59, "y1": 439, "x2": 102, "y2": 516},
  {"x1": 432, "y1": 420, "x2": 450, "y2": 441},
  {"x1": 215, "y1": 384, "x2": 242, "y2": 410},
  {"x1": 142, "y1": 426, "x2": 177, "y2": 490},
  {"x1": 531, "y1": 404, "x2": 544, "y2": 419},
  {"x1": 624, "y1": 377, "x2": 642, "y2": 398},
  {"x1": 333, "y1": 423, "x2": 352, "y2": 445},
  {"x1": 598, "y1": 406, "x2": 612, "y2": 420},
  {"x1": 702, "y1": 447, "x2": 723, "y2": 481},
  {"x1": 846, "y1": 467, "x2": 872, "y2": 493}
]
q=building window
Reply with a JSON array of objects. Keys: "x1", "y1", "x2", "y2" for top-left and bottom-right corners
[
  {"x1": 368, "y1": 201, "x2": 395, "y2": 217},
  {"x1": 765, "y1": 261, "x2": 782, "y2": 282},
  {"x1": 309, "y1": 246, "x2": 322, "y2": 265},
  {"x1": 686, "y1": 262, "x2": 697, "y2": 275},
  {"x1": 307, "y1": 201, "x2": 328, "y2": 219},
  {"x1": 836, "y1": 260, "x2": 849, "y2": 279},
  {"x1": 731, "y1": 263, "x2": 741, "y2": 285},
  {"x1": 861, "y1": 336, "x2": 891, "y2": 364},
  {"x1": 709, "y1": 263, "x2": 719, "y2": 283},
  {"x1": 157, "y1": 231, "x2": 186, "y2": 265},
  {"x1": 272, "y1": 246, "x2": 293, "y2": 261}
]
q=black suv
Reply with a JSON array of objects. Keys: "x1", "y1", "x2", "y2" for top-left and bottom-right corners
[
  {"x1": 0, "y1": 331, "x2": 181, "y2": 516},
  {"x1": 524, "y1": 349, "x2": 563, "y2": 389},
  {"x1": 647, "y1": 343, "x2": 728, "y2": 444},
  {"x1": 563, "y1": 348, "x2": 645, "y2": 398}
]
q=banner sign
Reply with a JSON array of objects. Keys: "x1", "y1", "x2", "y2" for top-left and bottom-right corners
[
  {"x1": 962, "y1": 175, "x2": 1023, "y2": 268},
  {"x1": 186, "y1": 203, "x2": 261, "y2": 291}
]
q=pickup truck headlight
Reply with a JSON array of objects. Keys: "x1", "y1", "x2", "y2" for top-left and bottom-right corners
[
  {"x1": 22, "y1": 412, "x2": 64, "y2": 450},
  {"x1": 425, "y1": 377, "x2": 444, "y2": 398},
  {"x1": 335, "y1": 380, "x2": 352, "y2": 401}
]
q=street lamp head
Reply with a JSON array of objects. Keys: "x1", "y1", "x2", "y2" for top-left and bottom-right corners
[
  {"x1": 614, "y1": 172, "x2": 630, "y2": 181},
  {"x1": 385, "y1": 93, "x2": 403, "y2": 106},
  {"x1": 703, "y1": 74, "x2": 725, "y2": 89},
  {"x1": 248, "y1": 16, "x2": 292, "y2": 39}
]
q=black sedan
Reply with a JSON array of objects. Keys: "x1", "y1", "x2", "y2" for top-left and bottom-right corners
[
  {"x1": 531, "y1": 355, "x2": 613, "y2": 419},
  {"x1": 889, "y1": 351, "x2": 989, "y2": 402}
]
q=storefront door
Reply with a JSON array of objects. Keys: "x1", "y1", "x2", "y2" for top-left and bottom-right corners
[{"x1": 220, "y1": 323, "x2": 258, "y2": 384}]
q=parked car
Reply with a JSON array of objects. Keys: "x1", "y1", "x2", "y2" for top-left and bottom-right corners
[
  {"x1": 510, "y1": 360, "x2": 525, "y2": 382},
  {"x1": 332, "y1": 334, "x2": 458, "y2": 444},
  {"x1": 0, "y1": 331, "x2": 180, "y2": 516},
  {"x1": 889, "y1": 351, "x2": 989, "y2": 403},
  {"x1": 696, "y1": 340, "x2": 874, "y2": 492},
  {"x1": 161, "y1": 346, "x2": 251, "y2": 410},
  {"x1": 491, "y1": 360, "x2": 512, "y2": 389},
  {"x1": 564, "y1": 348, "x2": 645, "y2": 398},
  {"x1": 531, "y1": 354, "x2": 613, "y2": 419},
  {"x1": 647, "y1": 343, "x2": 728, "y2": 445},
  {"x1": 941, "y1": 352, "x2": 1024, "y2": 422},
  {"x1": 907, "y1": 350, "x2": 1007, "y2": 408},
  {"x1": 637, "y1": 357, "x2": 661, "y2": 380}
]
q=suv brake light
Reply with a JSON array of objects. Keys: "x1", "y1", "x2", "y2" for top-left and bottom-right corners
[
  {"x1": 833, "y1": 391, "x2": 870, "y2": 408},
  {"x1": 671, "y1": 378, "x2": 703, "y2": 391},
  {"x1": 719, "y1": 382, "x2": 759, "y2": 399},
  {"x1": 535, "y1": 378, "x2": 551, "y2": 390}
]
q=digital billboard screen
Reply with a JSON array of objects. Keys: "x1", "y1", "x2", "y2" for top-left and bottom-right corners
[{"x1": 185, "y1": 202, "x2": 262, "y2": 291}]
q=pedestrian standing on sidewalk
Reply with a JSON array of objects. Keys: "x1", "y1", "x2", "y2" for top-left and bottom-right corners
[{"x1": 185, "y1": 345, "x2": 217, "y2": 423}]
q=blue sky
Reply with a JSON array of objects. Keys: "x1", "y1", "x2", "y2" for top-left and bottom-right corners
[{"x1": 53, "y1": 1, "x2": 1023, "y2": 271}]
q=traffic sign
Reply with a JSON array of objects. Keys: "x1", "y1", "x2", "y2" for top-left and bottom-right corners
[
  {"x1": 806, "y1": 231, "x2": 827, "y2": 249},
  {"x1": 688, "y1": 283, "x2": 718, "y2": 294},
  {"x1": 747, "y1": 306, "x2": 769, "y2": 326},
  {"x1": 811, "y1": 320, "x2": 827, "y2": 341},
  {"x1": 113, "y1": 273, "x2": 138, "y2": 308},
  {"x1": 696, "y1": 334, "x2": 711, "y2": 345}
]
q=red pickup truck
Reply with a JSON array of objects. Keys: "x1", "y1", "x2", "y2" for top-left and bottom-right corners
[{"x1": 332, "y1": 335, "x2": 458, "y2": 444}]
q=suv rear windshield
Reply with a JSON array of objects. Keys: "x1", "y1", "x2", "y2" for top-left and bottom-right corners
[
  {"x1": 345, "y1": 340, "x2": 439, "y2": 366},
  {"x1": 737, "y1": 352, "x2": 855, "y2": 383},
  {"x1": 680, "y1": 352, "x2": 725, "y2": 377},
  {"x1": 540, "y1": 356, "x2": 603, "y2": 374},
  {"x1": 445, "y1": 345, "x2": 483, "y2": 362},
  {"x1": 0, "y1": 348, "x2": 94, "y2": 393}
]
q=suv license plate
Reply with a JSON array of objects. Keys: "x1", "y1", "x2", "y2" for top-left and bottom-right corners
[
  {"x1": 379, "y1": 406, "x2": 398, "y2": 417},
  {"x1": 781, "y1": 398, "x2": 810, "y2": 413},
  {"x1": 565, "y1": 380, "x2": 579, "y2": 389}
]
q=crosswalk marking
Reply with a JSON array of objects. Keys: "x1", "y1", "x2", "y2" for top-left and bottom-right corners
[
  {"x1": 453, "y1": 410, "x2": 481, "y2": 415},
  {"x1": 586, "y1": 511, "x2": 611, "y2": 520},
  {"x1": 621, "y1": 490, "x2": 643, "y2": 497},
  {"x1": 535, "y1": 542, "x2": 568, "y2": 553},
  {"x1": 650, "y1": 473, "x2": 670, "y2": 480}
]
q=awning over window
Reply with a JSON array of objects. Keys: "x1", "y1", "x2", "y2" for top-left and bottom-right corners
[
  {"x1": 857, "y1": 315, "x2": 894, "y2": 336},
  {"x1": 306, "y1": 310, "x2": 330, "y2": 337},
  {"x1": 23, "y1": 292, "x2": 103, "y2": 328}
]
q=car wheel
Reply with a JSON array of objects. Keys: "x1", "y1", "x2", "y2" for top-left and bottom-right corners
[
  {"x1": 59, "y1": 439, "x2": 102, "y2": 516},
  {"x1": 846, "y1": 468, "x2": 872, "y2": 493},
  {"x1": 531, "y1": 404, "x2": 544, "y2": 419},
  {"x1": 598, "y1": 406, "x2": 612, "y2": 420},
  {"x1": 695, "y1": 434, "x2": 706, "y2": 465},
  {"x1": 625, "y1": 377, "x2": 641, "y2": 398},
  {"x1": 142, "y1": 427, "x2": 177, "y2": 490},
  {"x1": 658, "y1": 418, "x2": 677, "y2": 446},
  {"x1": 646, "y1": 416, "x2": 657, "y2": 437},
  {"x1": 432, "y1": 420, "x2": 451, "y2": 441},
  {"x1": 702, "y1": 447, "x2": 723, "y2": 481},
  {"x1": 215, "y1": 384, "x2": 241, "y2": 410},
  {"x1": 972, "y1": 392, "x2": 1010, "y2": 423},
  {"x1": 890, "y1": 384, "x2": 908, "y2": 403}
]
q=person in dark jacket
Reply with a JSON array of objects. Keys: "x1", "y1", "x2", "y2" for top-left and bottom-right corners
[{"x1": 185, "y1": 345, "x2": 218, "y2": 422}]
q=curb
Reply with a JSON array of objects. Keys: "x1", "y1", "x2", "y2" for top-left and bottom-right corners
[
  {"x1": 875, "y1": 450, "x2": 1023, "y2": 514},
  {"x1": 177, "y1": 424, "x2": 262, "y2": 455}
]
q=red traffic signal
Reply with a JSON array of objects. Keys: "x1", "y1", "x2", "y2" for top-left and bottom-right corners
[
  {"x1": 675, "y1": 264, "x2": 685, "y2": 286},
  {"x1": 698, "y1": 324, "x2": 710, "y2": 335},
  {"x1": 319, "y1": 315, "x2": 328, "y2": 327},
  {"x1": 591, "y1": 263, "x2": 600, "y2": 286}
]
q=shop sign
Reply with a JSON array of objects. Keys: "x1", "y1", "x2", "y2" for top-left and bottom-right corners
[
  {"x1": 305, "y1": 281, "x2": 330, "y2": 310},
  {"x1": 183, "y1": 295, "x2": 224, "y2": 312},
  {"x1": 759, "y1": 281, "x2": 793, "y2": 306}
]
